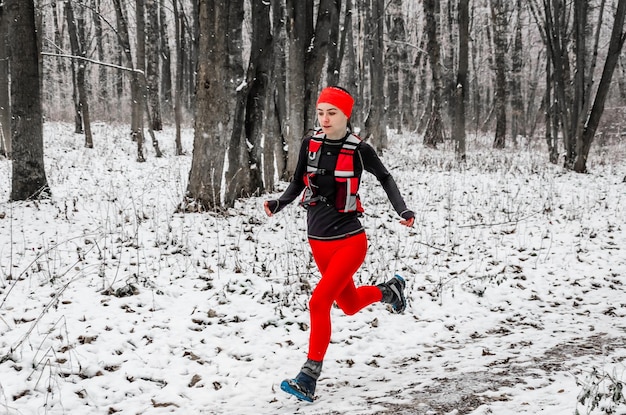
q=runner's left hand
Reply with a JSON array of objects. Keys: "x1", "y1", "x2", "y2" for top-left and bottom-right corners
[{"x1": 400, "y1": 217, "x2": 414, "y2": 227}]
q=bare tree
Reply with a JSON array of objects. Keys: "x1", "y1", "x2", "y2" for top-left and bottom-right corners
[
  {"x1": 185, "y1": 0, "x2": 235, "y2": 210},
  {"x1": 491, "y1": 0, "x2": 508, "y2": 149},
  {"x1": 92, "y1": 0, "x2": 109, "y2": 119},
  {"x1": 65, "y1": 0, "x2": 94, "y2": 148},
  {"x1": 304, "y1": 0, "x2": 334, "y2": 128},
  {"x1": 159, "y1": 0, "x2": 173, "y2": 121},
  {"x1": 326, "y1": 0, "x2": 343, "y2": 86},
  {"x1": 509, "y1": 0, "x2": 524, "y2": 143},
  {"x1": 363, "y1": 0, "x2": 387, "y2": 148},
  {"x1": 283, "y1": 0, "x2": 311, "y2": 177},
  {"x1": 341, "y1": 0, "x2": 358, "y2": 119},
  {"x1": 51, "y1": 1, "x2": 68, "y2": 119},
  {"x1": 452, "y1": 0, "x2": 469, "y2": 160},
  {"x1": 134, "y1": 0, "x2": 147, "y2": 158},
  {"x1": 223, "y1": 0, "x2": 248, "y2": 206},
  {"x1": 573, "y1": 0, "x2": 626, "y2": 172},
  {"x1": 267, "y1": 0, "x2": 288, "y2": 186},
  {"x1": 423, "y1": 0, "x2": 445, "y2": 148},
  {"x1": 243, "y1": 0, "x2": 274, "y2": 195},
  {"x1": 146, "y1": 0, "x2": 163, "y2": 131},
  {"x1": 6, "y1": 0, "x2": 50, "y2": 200},
  {"x1": 544, "y1": 51, "x2": 559, "y2": 164},
  {"x1": 173, "y1": 0, "x2": 184, "y2": 156},
  {"x1": 619, "y1": 55, "x2": 626, "y2": 101},
  {"x1": 530, "y1": 0, "x2": 626, "y2": 171},
  {"x1": 136, "y1": 0, "x2": 163, "y2": 158},
  {"x1": 0, "y1": 4, "x2": 10, "y2": 157},
  {"x1": 385, "y1": 0, "x2": 406, "y2": 133},
  {"x1": 112, "y1": 0, "x2": 145, "y2": 162}
]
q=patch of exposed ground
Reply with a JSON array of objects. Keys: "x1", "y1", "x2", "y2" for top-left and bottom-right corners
[{"x1": 372, "y1": 333, "x2": 625, "y2": 415}]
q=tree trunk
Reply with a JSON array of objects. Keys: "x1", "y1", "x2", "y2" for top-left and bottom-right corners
[
  {"x1": 525, "y1": 51, "x2": 543, "y2": 140},
  {"x1": 401, "y1": 51, "x2": 416, "y2": 132},
  {"x1": 363, "y1": 0, "x2": 387, "y2": 148},
  {"x1": 244, "y1": 0, "x2": 273, "y2": 196},
  {"x1": 355, "y1": 0, "x2": 367, "y2": 128},
  {"x1": 146, "y1": 0, "x2": 162, "y2": 131},
  {"x1": 112, "y1": 0, "x2": 145, "y2": 162},
  {"x1": 326, "y1": 0, "x2": 342, "y2": 86},
  {"x1": 423, "y1": 0, "x2": 445, "y2": 148},
  {"x1": 189, "y1": 1, "x2": 200, "y2": 113},
  {"x1": 415, "y1": 36, "x2": 429, "y2": 133},
  {"x1": 224, "y1": 0, "x2": 248, "y2": 206},
  {"x1": 618, "y1": 56, "x2": 626, "y2": 102},
  {"x1": 304, "y1": 0, "x2": 333, "y2": 128},
  {"x1": 470, "y1": 16, "x2": 482, "y2": 134},
  {"x1": 65, "y1": 1, "x2": 94, "y2": 148},
  {"x1": 545, "y1": 52, "x2": 559, "y2": 164},
  {"x1": 386, "y1": 0, "x2": 404, "y2": 133},
  {"x1": 284, "y1": 0, "x2": 310, "y2": 177},
  {"x1": 491, "y1": 0, "x2": 507, "y2": 149},
  {"x1": 185, "y1": 0, "x2": 232, "y2": 211},
  {"x1": 267, "y1": 0, "x2": 287, "y2": 185},
  {"x1": 510, "y1": 0, "x2": 524, "y2": 144},
  {"x1": 52, "y1": 1, "x2": 68, "y2": 120},
  {"x1": 173, "y1": 0, "x2": 184, "y2": 156},
  {"x1": 133, "y1": 0, "x2": 148, "y2": 160},
  {"x1": 137, "y1": 0, "x2": 163, "y2": 159},
  {"x1": 0, "y1": 5, "x2": 11, "y2": 158},
  {"x1": 7, "y1": 0, "x2": 50, "y2": 200},
  {"x1": 453, "y1": 0, "x2": 469, "y2": 161},
  {"x1": 342, "y1": 0, "x2": 358, "y2": 119},
  {"x1": 115, "y1": 31, "x2": 124, "y2": 112},
  {"x1": 93, "y1": 0, "x2": 109, "y2": 120},
  {"x1": 443, "y1": 0, "x2": 456, "y2": 129},
  {"x1": 159, "y1": 0, "x2": 173, "y2": 121}
]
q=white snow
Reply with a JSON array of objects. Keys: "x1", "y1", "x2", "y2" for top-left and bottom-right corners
[{"x1": 0, "y1": 122, "x2": 625, "y2": 415}]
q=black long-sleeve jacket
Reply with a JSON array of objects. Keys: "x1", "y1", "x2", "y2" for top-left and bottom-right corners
[{"x1": 267, "y1": 132, "x2": 414, "y2": 240}]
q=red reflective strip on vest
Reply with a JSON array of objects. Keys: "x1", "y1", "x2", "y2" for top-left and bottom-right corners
[
  {"x1": 308, "y1": 140, "x2": 322, "y2": 153},
  {"x1": 335, "y1": 147, "x2": 355, "y2": 176}
]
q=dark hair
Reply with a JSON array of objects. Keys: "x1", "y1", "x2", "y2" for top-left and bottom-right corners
[{"x1": 328, "y1": 85, "x2": 352, "y2": 97}]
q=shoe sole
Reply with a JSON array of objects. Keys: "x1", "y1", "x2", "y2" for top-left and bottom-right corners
[
  {"x1": 281, "y1": 379, "x2": 314, "y2": 402},
  {"x1": 390, "y1": 274, "x2": 406, "y2": 313}
]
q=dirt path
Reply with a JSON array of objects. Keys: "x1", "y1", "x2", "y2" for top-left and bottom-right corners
[{"x1": 371, "y1": 333, "x2": 625, "y2": 415}]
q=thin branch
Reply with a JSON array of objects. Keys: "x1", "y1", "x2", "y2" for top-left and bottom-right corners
[{"x1": 40, "y1": 52, "x2": 143, "y2": 74}]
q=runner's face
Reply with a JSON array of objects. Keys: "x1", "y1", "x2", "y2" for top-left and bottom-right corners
[{"x1": 317, "y1": 103, "x2": 348, "y2": 140}]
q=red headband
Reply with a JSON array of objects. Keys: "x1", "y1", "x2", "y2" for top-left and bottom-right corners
[{"x1": 317, "y1": 87, "x2": 354, "y2": 118}]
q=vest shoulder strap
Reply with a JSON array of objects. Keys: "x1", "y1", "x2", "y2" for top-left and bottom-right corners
[{"x1": 345, "y1": 133, "x2": 362, "y2": 148}]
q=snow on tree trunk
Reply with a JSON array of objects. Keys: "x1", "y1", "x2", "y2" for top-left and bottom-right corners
[{"x1": 185, "y1": 0, "x2": 233, "y2": 211}]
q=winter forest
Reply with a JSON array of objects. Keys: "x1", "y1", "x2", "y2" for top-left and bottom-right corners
[
  {"x1": 2, "y1": 0, "x2": 626, "y2": 205},
  {"x1": 1, "y1": 0, "x2": 626, "y2": 414}
]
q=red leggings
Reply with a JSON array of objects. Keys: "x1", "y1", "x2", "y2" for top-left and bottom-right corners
[{"x1": 307, "y1": 232, "x2": 383, "y2": 361}]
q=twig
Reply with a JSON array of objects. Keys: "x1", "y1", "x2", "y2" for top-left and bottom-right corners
[{"x1": 457, "y1": 209, "x2": 542, "y2": 229}]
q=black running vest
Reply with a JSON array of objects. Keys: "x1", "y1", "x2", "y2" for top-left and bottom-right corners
[{"x1": 301, "y1": 130, "x2": 364, "y2": 213}]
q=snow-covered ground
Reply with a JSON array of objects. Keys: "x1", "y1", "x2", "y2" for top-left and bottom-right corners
[{"x1": 0, "y1": 122, "x2": 625, "y2": 415}]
